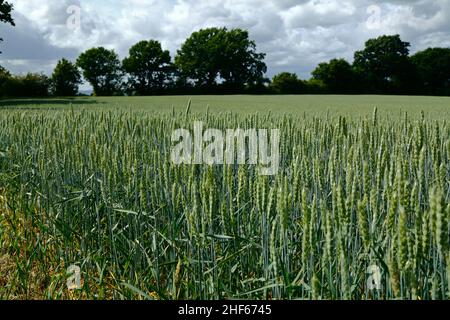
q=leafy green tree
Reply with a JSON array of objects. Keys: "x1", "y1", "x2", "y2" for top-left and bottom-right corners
[
  {"x1": 353, "y1": 35, "x2": 414, "y2": 93},
  {"x1": 51, "y1": 58, "x2": 82, "y2": 96},
  {"x1": 0, "y1": 0, "x2": 15, "y2": 54},
  {"x1": 77, "y1": 47, "x2": 123, "y2": 96},
  {"x1": 312, "y1": 59, "x2": 356, "y2": 93},
  {"x1": 175, "y1": 27, "x2": 266, "y2": 90},
  {"x1": 123, "y1": 40, "x2": 172, "y2": 95},
  {"x1": 175, "y1": 28, "x2": 225, "y2": 88},
  {"x1": 219, "y1": 29, "x2": 267, "y2": 90},
  {"x1": 270, "y1": 72, "x2": 306, "y2": 94},
  {"x1": 411, "y1": 48, "x2": 450, "y2": 95}
]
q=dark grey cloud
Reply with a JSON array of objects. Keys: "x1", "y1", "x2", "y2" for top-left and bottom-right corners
[
  {"x1": 1, "y1": 13, "x2": 77, "y2": 61},
  {"x1": 0, "y1": 11, "x2": 79, "y2": 76}
]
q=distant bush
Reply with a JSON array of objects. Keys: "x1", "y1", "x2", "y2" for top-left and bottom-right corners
[
  {"x1": 305, "y1": 79, "x2": 327, "y2": 94},
  {"x1": 270, "y1": 72, "x2": 307, "y2": 94},
  {"x1": 0, "y1": 71, "x2": 50, "y2": 98}
]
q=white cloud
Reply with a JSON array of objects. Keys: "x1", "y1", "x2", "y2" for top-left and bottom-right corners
[
  {"x1": 281, "y1": 0, "x2": 357, "y2": 29},
  {"x1": 0, "y1": 0, "x2": 449, "y2": 81}
]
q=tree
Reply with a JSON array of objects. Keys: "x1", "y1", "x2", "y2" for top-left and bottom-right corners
[
  {"x1": 175, "y1": 27, "x2": 266, "y2": 91},
  {"x1": 123, "y1": 40, "x2": 172, "y2": 95},
  {"x1": 411, "y1": 48, "x2": 450, "y2": 95},
  {"x1": 77, "y1": 47, "x2": 122, "y2": 96},
  {"x1": 353, "y1": 35, "x2": 414, "y2": 94},
  {"x1": 312, "y1": 59, "x2": 357, "y2": 94},
  {"x1": 0, "y1": 0, "x2": 15, "y2": 54},
  {"x1": 270, "y1": 72, "x2": 306, "y2": 94},
  {"x1": 175, "y1": 28, "x2": 225, "y2": 88},
  {"x1": 51, "y1": 58, "x2": 82, "y2": 96},
  {"x1": 219, "y1": 29, "x2": 267, "y2": 91}
]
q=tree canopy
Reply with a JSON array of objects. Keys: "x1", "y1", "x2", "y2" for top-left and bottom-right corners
[
  {"x1": 175, "y1": 28, "x2": 227, "y2": 88},
  {"x1": 123, "y1": 40, "x2": 172, "y2": 95},
  {"x1": 77, "y1": 47, "x2": 122, "y2": 96},
  {"x1": 411, "y1": 48, "x2": 450, "y2": 95},
  {"x1": 1, "y1": 72, "x2": 50, "y2": 97},
  {"x1": 312, "y1": 59, "x2": 357, "y2": 94},
  {"x1": 219, "y1": 28, "x2": 267, "y2": 90},
  {"x1": 51, "y1": 58, "x2": 82, "y2": 96},
  {"x1": 270, "y1": 72, "x2": 306, "y2": 94},
  {"x1": 353, "y1": 35, "x2": 414, "y2": 94},
  {"x1": 175, "y1": 27, "x2": 266, "y2": 91}
]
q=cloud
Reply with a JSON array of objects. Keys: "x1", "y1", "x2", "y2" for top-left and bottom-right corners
[
  {"x1": 0, "y1": 0, "x2": 449, "y2": 81},
  {"x1": 281, "y1": 1, "x2": 357, "y2": 29},
  {"x1": 0, "y1": 10, "x2": 78, "y2": 75}
]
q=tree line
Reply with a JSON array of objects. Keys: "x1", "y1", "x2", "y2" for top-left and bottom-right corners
[
  {"x1": 1, "y1": 1, "x2": 449, "y2": 97},
  {"x1": 272, "y1": 35, "x2": 450, "y2": 96}
]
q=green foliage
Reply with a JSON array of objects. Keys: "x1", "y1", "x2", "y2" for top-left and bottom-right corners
[
  {"x1": 0, "y1": 72, "x2": 50, "y2": 97},
  {"x1": 353, "y1": 35, "x2": 415, "y2": 94},
  {"x1": 312, "y1": 59, "x2": 357, "y2": 94},
  {"x1": 270, "y1": 72, "x2": 306, "y2": 94},
  {"x1": 305, "y1": 79, "x2": 327, "y2": 94},
  {"x1": 51, "y1": 58, "x2": 82, "y2": 96},
  {"x1": 411, "y1": 48, "x2": 450, "y2": 95},
  {"x1": 122, "y1": 40, "x2": 173, "y2": 95},
  {"x1": 218, "y1": 28, "x2": 267, "y2": 90},
  {"x1": 175, "y1": 28, "x2": 228, "y2": 88},
  {"x1": 175, "y1": 27, "x2": 266, "y2": 91},
  {"x1": 77, "y1": 47, "x2": 123, "y2": 96}
]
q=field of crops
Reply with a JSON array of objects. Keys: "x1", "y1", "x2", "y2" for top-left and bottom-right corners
[
  {"x1": 0, "y1": 95, "x2": 449, "y2": 300},
  {"x1": 2, "y1": 95, "x2": 450, "y2": 118}
]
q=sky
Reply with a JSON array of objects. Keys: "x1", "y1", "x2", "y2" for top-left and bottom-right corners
[{"x1": 1, "y1": 0, "x2": 449, "y2": 88}]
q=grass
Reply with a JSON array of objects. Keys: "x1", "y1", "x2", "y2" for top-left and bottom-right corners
[{"x1": 0, "y1": 95, "x2": 449, "y2": 300}]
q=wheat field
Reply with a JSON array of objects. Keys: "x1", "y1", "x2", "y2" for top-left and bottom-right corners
[{"x1": 0, "y1": 96, "x2": 449, "y2": 300}]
